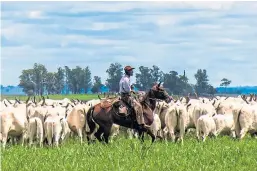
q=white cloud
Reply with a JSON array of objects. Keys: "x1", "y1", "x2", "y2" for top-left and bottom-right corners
[
  {"x1": 215, "y1": 38, "x2": 243, "y2": 44},
  {"x1": 1, "y1": 1, "x2": 257, "y2": 87},
  {"x1": 27, "y1": 11, "x2": 43, "y2": 19}
]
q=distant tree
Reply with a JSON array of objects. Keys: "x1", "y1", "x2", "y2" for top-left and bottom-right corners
[
  {"x1": 106, "y1": 63, "x2": 123, "y2": 92},
  {"x1": 220, "y1": 78, "x2": 232, "y2": 94},
  {"x1": 178, "y1": 70, "x2": 193, "y2": 95},
  {"x1": 83, "y1": 66, "x2": 92, "y2": 94},
  {"x1": 69, "y1": 66, "x2": 84, "y2": 94},
  {"x1": 64, "y1": 66, "x2": 71, "y2": 94},
  {"x1": 150, "y1": 65, "x2": 163, "y2": 84},
  {"x1": 55, "y1": 67, "x2": 65, "y2": 94},
  {"x1": 19, "y1": 69, "x2": 35, "y2": 95},
  {"x1": 220, "y1": 78, "x2": 231, "y2": 87},
  {"x1": 207, "y1": 85, "x2": 216, "y2": 95},
  {"x1": 91, "y1": 76, "x2": 103, "y2": 93},
  {"x1": 194, "y1": 69, "x2": 210, "y2": 95},
  {"x1": 19, "y1": 63, "x2": 47, "y2": 95},
  {"x1": 135, "y1": 66, "x2": 153, "y2": 90},
  {"x1": 45, "y1": 72, "x2": 57, "y2": 94},
  {"x1": 31, "y1": 63, "x2": 48, "y2": 95}
]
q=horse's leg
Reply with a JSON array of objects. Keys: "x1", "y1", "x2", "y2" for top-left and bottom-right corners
[
  {"x1": 145, "y1": 127, "x2": 156, "y2": 144},
  {"x1": 94, "y1": 127, "x2": 104, "y2": 142},
  {"x1": 102, "y1": 124, "x2": 112, "y2": 144},
  {"x1": 138, "y1": 131, "x2": 144, "y2": 143},
  {"x1": 135, "y1": 125, "x2": 144, "y2": 143}
]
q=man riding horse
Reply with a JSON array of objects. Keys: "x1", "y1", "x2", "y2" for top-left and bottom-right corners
[
  {"x1": 86, "y1": 68, "x2": 171, "y2": 143},
  {"x1": 119, "y1": 65, "x2": 150, "y2": 129}
]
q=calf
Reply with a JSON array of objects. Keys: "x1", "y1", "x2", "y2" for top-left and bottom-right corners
[{"x1": 196, "y1": 115, "x2": 216, "y2": 142}]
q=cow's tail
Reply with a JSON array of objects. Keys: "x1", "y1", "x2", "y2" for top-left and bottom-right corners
[
  {"x1": 177, "y1": 106, "x2": 185, "y2": 142},
  {"x1": 35, "y1": 119, "x2": 38, "y2": 140},
  {"x1": 196, "y1": 117, "x2": 202, "y2": 140},
  {"x1": 51, "y1": 122, "x2": 54, "y2": 145},
  {"x1": 233, "y1": 106, "x2": 242, "y2": 138}
]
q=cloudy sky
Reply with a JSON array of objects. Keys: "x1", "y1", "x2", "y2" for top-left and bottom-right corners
[{"x1": 1, "y1": 1, "x2": 257, "y2": 87}]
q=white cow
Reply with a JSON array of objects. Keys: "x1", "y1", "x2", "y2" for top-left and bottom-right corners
[
  {"x1": 150, "y1": 114, "x2": 162, "y2": 138},
  {"x1": 233, "y1": 104, "x2": 257, "y2": 139},
  {"x1": 0, "y1": 104, "x2": 28, "y2": 148},
  {"x1": 28, "y1": 117, "x2": 44, "y2": 147},
  {"x1": 66, "y1": 104, "x2": 90, "y2": 144},
  {"x1": 213, "y1": 114, "x2": 235, "y2": 138},
  {"x1": 196, "y1": 115, "x2": 216, "y2": 142},
  {"x1": 43, "y1": 113, "x2": 63, "y2": 147}
]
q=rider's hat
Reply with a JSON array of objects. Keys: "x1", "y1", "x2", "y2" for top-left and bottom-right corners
[{"x1": 124, "y1": 66, "x2": 135, "y2": 71}]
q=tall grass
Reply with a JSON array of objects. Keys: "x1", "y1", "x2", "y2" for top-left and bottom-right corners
[{"x1": 1, "y1": 135, "x2": 257, "y2": 171}]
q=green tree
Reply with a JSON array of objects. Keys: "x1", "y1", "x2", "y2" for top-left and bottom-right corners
[
  {"x1": 194, "y1": 69, "x2": 210, "y2": 95},
  {"x1": 64, "y1": 66, "x2": 71, "y2": 94},
  {"x1": 220, "y1": 78, "x2": 231, "y2": 87},
  {"x1": 177, "y1": 70, "x2": 193, "y2": 95},
  {"x1": 19, "y1": 63, "x2": 47, "y2": 95},
  {"x1": 135, "y1": 66, "x2": 153, "y2": 90},
  {"x1": 31, "y1": 63, "x2": 48, "y2": 95},
  {"x1": 207, "y1": 85, "x2": 216, "y2": 95},
  {"x1": 150, "y1": 65, "x2": 163, "y2": 84},
  {"x1": 106, "y1": 63, "x2": 123, "y2": 92},
  {"x1": 220, "y1": 78, "x2": 232, "y2": 94},
  {"x1": 19, "y1": 69, "x2": 35, "y2": 95},
  {"x1": 163, "y1": 71, "x2": 180, "y2": 94},
  {"x1": 91, "y1": 76, "x2": 103, "y2": 93},
  {"x1": 45, "y1": 72, "x2": 57, "y2": 94},
  {"x1": 83, "y1": 66, "x2": 92, "y2": 94},
  {"x1": 55, "y1": 67, "x2": 65, "y2": 94}
]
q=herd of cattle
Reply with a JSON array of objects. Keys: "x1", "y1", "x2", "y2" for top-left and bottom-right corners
[{"x1": 0, "y1": 93, "x2": 257, "y2": 148}]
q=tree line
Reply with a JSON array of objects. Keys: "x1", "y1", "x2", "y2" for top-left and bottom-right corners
[{"x1": 19, "y1": 63, "x2": 231, "y2": 96}]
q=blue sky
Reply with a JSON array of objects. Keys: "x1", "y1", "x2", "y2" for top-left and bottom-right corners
[{"x1": 1, "y1": 1, "x2": 257, "y2": 87}]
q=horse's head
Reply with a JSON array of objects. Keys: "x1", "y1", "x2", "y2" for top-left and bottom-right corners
[{"x1": 149, "y1": 82, "x2": 171, "y2": 103}]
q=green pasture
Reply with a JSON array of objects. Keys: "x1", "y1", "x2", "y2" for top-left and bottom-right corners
[
  {"x1": 1, "y1": 94, "x2": 257, "y2": 171},
  {"x1": 1, "y1": 94, "x2": 100, "y2": 101},
  {"x1": 1, "y1": 135, "x2": 257, "y2": 171}
]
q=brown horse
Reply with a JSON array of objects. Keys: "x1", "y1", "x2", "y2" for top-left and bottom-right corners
[{"x1": 86, "y1": 82, "x2": 171, "y2": 144}]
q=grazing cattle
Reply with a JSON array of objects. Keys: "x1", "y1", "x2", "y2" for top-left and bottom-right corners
[
  {"x1": 150, "y1": 114, "x2": 162, "y2": 138},
  {"x1": 162, "y1": 103, "x2": 180, "y2": 142},
  {"x1": 43, "y1": 113, "x2": 63, "y2": 147},
  {"x1": 60, "y1": 118, "x2": 71, "y2": 143},
  {"x1": 233, "y1": 104, "x2": 257, "y2": 139},
  {"x1": 213, "y1": 114, "x2": 235, "y2": 138},
  {"x1": 28, "y1": 117, "x2": 44, "y2": 147},
  {"x1": 66, "y1": 104, "x2": 89, "y2": 144},
  {"x1": 109, "y1": 124, "x2": 120, "y2": 142},
  {"x1": 196, "y1": 115, "x2": 216, "y2": 142},
  {"x1": 0, "y1": 103, "x2": 29, "y2": 148}
]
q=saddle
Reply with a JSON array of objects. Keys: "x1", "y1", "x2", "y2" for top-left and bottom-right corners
[
  {"x1": 99, "y1": 97, "x2": 134, "y2": 117},
  {"x1": 100, "y1": 97, "x2": 120, "y2": 108}
]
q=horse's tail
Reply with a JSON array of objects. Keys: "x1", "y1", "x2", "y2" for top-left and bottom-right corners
[{"x1": 86, "y1": 106, "x2": 97, "y2": 140}]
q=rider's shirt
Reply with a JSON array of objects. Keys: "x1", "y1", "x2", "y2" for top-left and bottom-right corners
[{"x1": 119, "y1": 74, "x2": 131, "y2": 94}]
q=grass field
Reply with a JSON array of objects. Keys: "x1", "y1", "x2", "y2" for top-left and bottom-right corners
[
  {"x1": 1, "y1": 94, "x2": 100, "y2": 101},
  {"x1": 1, "y1": 94, "x2": 257, "y2": 171},
  {"x1": 1, "y1": 135, "x2": 257, "y2": 171}
]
